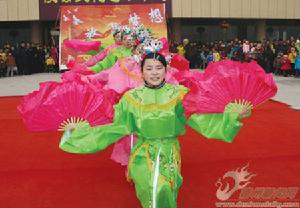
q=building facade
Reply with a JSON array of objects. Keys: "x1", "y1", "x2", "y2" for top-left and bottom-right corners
[
  {"x1": 170, "y1": 0, "x2": 300, "y2": 42},
  {"x1": 0, "y1": 0, "x2": 300, "y2": 45},
  {"x1": 0, "y1": 0, "x2": 41, "y2": 45}
]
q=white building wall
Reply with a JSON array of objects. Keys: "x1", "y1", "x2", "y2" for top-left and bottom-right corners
[
  {"x1": 0, "y1": 0, "x2": 39, "y2": 21},
  {"x1": 172, "y1": 0, "x2": 300, "y2": 19}
]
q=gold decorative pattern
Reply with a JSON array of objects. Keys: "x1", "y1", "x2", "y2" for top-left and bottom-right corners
[
  {"x1": 127, "y1": 143, "x2": 153, "y2": 182},
  {"x1": 124, "y1": 87, "x2": 188, "y2": 111}
]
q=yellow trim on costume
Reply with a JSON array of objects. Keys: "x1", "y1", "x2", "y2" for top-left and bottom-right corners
[
  {"x1": 124, "y1": 87, "x2": 188, "y2": 111},
  {"x1": 127, "y1": 143, "x2": 153, "y2": 181},
  {"x1": 77, "y1": 54, "x2": 92, "y2": 61},
  {"x1": 145, "y1": 144, "x2": 153, "y2": 171},
  {"x1": 128, "y1": 145, "x2": 141, "y2": 171},
  {"x1": 173, "y1": 144, "x2": 181, "y2": 173}
]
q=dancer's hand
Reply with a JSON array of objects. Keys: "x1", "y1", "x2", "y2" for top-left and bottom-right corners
[
  {"x1": 237, "y1": 107, "x2": 251, "y2": 120},
  {"x1": 65, "y1": 121, "x2": 89, "y2": 132},
  {"x1": 225, "y1": 101, "x2": 252, "y2": 120},
  {"x1": 64, "y1": 123, "x2": 77, "y2": 132},
  {"x1": 58, "y1": 117, "x2": 89, "y2": 132}
]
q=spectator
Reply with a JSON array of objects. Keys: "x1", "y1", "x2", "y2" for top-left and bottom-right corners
[
  {"x1": 243, "y1": 40, "x2": 250, "y2": 54},
  {"x1": 199, "y1": 48, "x2": 207, "y2": 69},
  {"x1": 50, "y1": 45, "x2": 58, "y2": 66},
  {"x1": 288, "y1": 47, "x2": 297, "y2": 76},
  {"x1": 0, "y1": 48, "x2": 7, "y2": 60},
  {"x1": 219, "y1": 44, "x2": 227, "y2": 60},
  {"x1": 37, "y1": 45, "x2": 46, "y2": 73},
  {"x1": 207, "y1": 51, "x2": 214, "y2": 64},
  {"x1": 176, "y1": 43, "x2": 185, "y2": 57},
  {"x1": 45, "y1": 55, "x2": 56, "y2": 73},
  {"x1": 295, "y1": 39, "x2": 300, "y2": 52},
  {"x1": 274, "y1": 53, "x2": 283, "y2": 75},
  {"x1": 294, "y1": 52, "x2": 300, "y2": 78},
  {"x1": 212, "y1": 48, "x2": 221, "y2": 62},
  {"x1": 17, "y1": 42, "x2": 27, "y2": 75},
  {"x1": 0, "y1": 51, "x2": 7, "y2": 77},
  {"x1": 263, "y1": 45, "x2": 275, "y2": 73},
  {"x1": 6, "y1": 52, "x2": 17, "y2": 76},
  {"x1": 185, "y1": 42, "x2": 197, "y2": 68},
  {"x1": 31, "y1": 43, "x2": 39, "y2": 74},
  {"x1": 281, "y1": 54, "x2": 291, "y2": 77},
  {"x1": 169, "y1": 42, "x2": 178, "y2": 53},
  {"x1": 195, "y1": 45, "x2": 203, "y2": 69},
  {"x1": 25, "y1": 42, "x2": 35, "y2": 75}
]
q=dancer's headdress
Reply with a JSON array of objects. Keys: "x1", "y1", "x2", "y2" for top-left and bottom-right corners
[
  {"x1": 138, "y1": 38, "x2": 173, "y2": 64},
  {"x1": 132, "y1": 24, "x2": 153, "y2": 44},
  {"x1": 120, "y1": 25, "x2": 135, "y2": 39},
  {"x1": 109, "y1": 23, "x2": 122, "y2": 36},
  {"x1": 142, "y1": 39, "x2": 163, "y2": 54}
]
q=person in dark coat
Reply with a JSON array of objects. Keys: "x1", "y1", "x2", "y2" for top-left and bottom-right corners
[
  {"x1": 185, "y1": 42, "x2": 198, "y2": 69},
  {"x1": 36, "y1": 45, "x2": 45, "y2": 73},
  {"x1": 31, "y1": 43, "x2": 39, "y2": 73},
  {"x1": 17, "y1": 42, "x2": 27, "y2": 75},
  {"x1": 24, "y1": 43, "x2": 34, "y2": 75}
]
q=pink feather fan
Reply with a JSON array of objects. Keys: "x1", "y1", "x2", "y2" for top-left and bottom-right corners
[
  {"x1": 18, "y1": 80, "x2": 115, "y2": 132},
  {"x1": 18, "y1": 81, "x2": 59, "y2": 122},
  {"x1": 183, "y1": 60, "x2": 277, "y2": 117},
  {"x1": 63, "y1": 39, "x2": 101, "y2": 53}
]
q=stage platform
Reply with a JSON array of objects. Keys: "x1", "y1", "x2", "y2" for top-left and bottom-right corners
[{"x1": 0, "y1": 72, "x2": 299, "y2": 207}]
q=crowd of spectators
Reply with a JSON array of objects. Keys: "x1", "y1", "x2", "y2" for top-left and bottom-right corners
[
  {"x1": 170, "y1": 36, "x2": 300, "y2": 78},
  {"x1": 0, "y1": 42, "x2": 58, "y2": 77},
  {"x1": 2, "y1": 37, "x2": 300, "y2": 78}
]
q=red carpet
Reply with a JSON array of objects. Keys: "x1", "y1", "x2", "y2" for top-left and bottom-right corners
[{"x1": 0, "y1": 96, "x2": 300, "y2": 207}]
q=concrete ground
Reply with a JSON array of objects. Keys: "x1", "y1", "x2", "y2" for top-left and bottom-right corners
[
  {"x1": 0, "y1": 72, "x2": 299, "y2": 110},
  {"x1": 0, "y1": 73, "x2": 61, "y2": 97},
  {"x1": 272, "y1": 76, "x2": 300, "y2": 110}
]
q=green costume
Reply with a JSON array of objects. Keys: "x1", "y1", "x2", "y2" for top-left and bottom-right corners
[
  {"x1": 89, "y1": 46, "x2": 133, "y2": 73},
  {"x1": 60, "y1": 83, "x2": 243, "y2": 208}
]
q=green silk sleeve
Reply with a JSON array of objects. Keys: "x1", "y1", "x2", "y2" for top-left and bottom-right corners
[
  {"x1": 88, "y1": 47, "x2": 132, "y2": 73},
  {"x1": 59, "y1": 96, "x2": 133, "y2": 153},
  {"x1": 186, "y1": 112, "x2": 243, "y2": 143},
  {"x1": 89, "y1": 52, "x2": 117, "y2": 73}
]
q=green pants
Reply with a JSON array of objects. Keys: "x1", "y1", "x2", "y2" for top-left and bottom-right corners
[{"x1": 128, "y1": 137, "x2": 183, "y2": 208}]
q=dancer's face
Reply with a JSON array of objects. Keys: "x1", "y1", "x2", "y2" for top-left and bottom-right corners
[
  {"x1": 142, "y1": 58, "x2": 166, "y2": 86},
  {"x1": 122, "y1": 35, "x2": 134, "y2": 48},
  {"x1": 114, "y1": 33, "x2": 122, "y2": 44}
]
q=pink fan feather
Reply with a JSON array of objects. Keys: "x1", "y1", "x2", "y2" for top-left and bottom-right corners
[
  {"x1": 18, "y1": 81, "x2": 59, "y2": 120},
  {"x1": 204, "y1": 60, "x2": 267, "y2": 79},
  {"x1": 170, "y1": 54, "x2": 190, "y2": 71},
  {"x1": 158, "y1": 37, "x2": 169, "y2": 53},
  {"x1": 183, "y1": 60, "x2": 277, "y2": 117},
  {"x1": 61, "y1": 60, "x2": 97, "y2": 84},
  {"x1": 66, "y1": 59, "x2": 95, "y2": 75},
  {"x1": 174, "y1": 69, "x2": 205, "y2": 88},
  {"x1": 63, "y1": 39, "x2": 101, "y2": 53},
  {"x1": 18, "y1": 80, "x2": 115, "y2": 132}
]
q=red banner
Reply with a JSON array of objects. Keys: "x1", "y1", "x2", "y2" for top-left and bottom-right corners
[
  {"x1": 39, "y1": 0, "x2": 171, "y2": 20},
  {"x1": 59, "y1": 4, "x2": 167, "y2": 69}
]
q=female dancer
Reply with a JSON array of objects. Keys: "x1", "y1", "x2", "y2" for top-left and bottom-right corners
[
  {"x1": 60, "y1": 52, "x2": 250, "y2": 208},
  {"x1": 84, "y1": 25, "x2": 123, "y2": 67},
  {"x1": 88, "y1": 27, "x2": 135, "y2": 73}
]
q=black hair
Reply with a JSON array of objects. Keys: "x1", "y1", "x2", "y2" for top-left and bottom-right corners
[
  {"x1": 141, "y1": 52, "x2": 167, "y2": 71},
  {"x1": 113, "y1": 31, "x2": 121, "y2": 38},
  {"x1": 121, "y1": 32, "x2": 129, "y2": 40}
]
